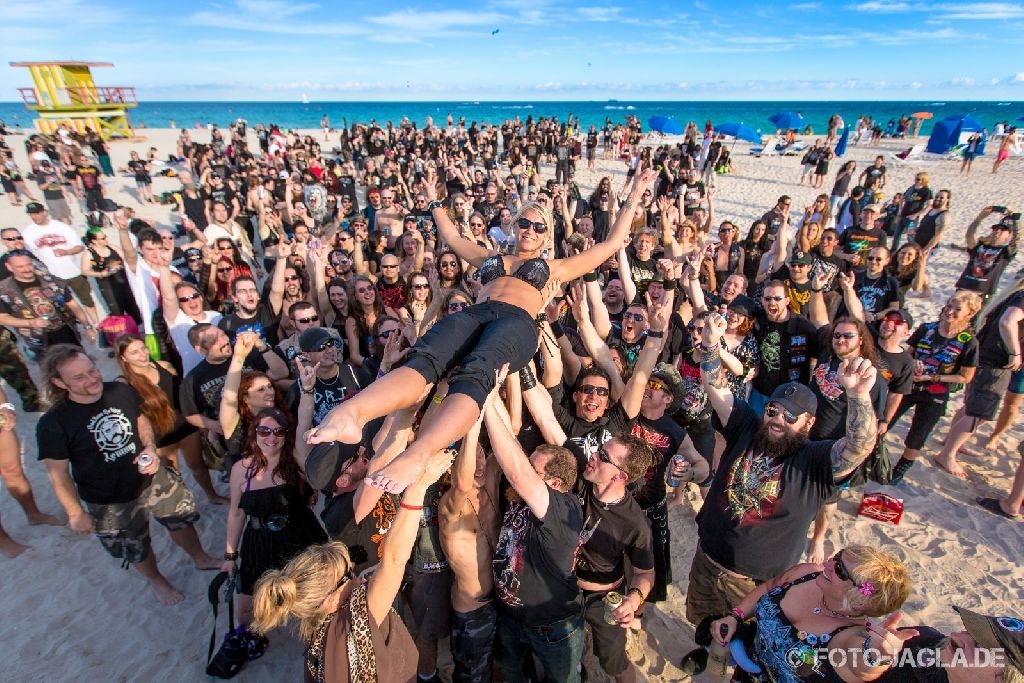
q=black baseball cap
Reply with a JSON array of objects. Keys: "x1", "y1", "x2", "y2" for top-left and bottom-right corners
[
  {"x1": 299, "y1": 327, "x2": 334, "y2": 352},
  {"x1": 954, "y1": 607, "x2": 1024, "y2": 676},
  {"x1": 304, "y1": 441, "x2": 361, "y2": 493},
  {"x1": 25, "y1": 202, "x2": 45, "y2": 214},
  {"x1": 769, "y1": 382, "x2": 818, "y2": 417},
  {"x1": 790, "y1": 250, "x2": 813, "y2": 265},
  {"x1": 728, "y1": 294, "x2": 757, "y2": 318}
]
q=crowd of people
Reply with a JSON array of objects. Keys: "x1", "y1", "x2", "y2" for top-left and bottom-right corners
[{"x1": 0, "y1": 113, "x2": 1021, "y2": 683}]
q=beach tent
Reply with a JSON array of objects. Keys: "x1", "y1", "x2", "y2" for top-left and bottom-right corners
[{"x1": 926, "y1": 115, "x2": 987, "y2": 155}]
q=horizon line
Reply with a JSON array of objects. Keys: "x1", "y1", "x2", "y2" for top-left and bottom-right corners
[{"x1": 1, "y1": 98, "x2": 1022, "y2": 105}]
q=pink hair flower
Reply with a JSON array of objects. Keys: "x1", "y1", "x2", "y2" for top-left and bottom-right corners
[{"x1": 859, "y1": 582, "x2": 876, "y2": 597}]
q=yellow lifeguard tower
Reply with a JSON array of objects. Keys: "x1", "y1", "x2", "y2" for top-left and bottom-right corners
[{"x1": 10, "y1": 61, "x2": 137, "y2": 140}]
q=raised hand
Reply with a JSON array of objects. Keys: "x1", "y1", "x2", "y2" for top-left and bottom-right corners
[
  {"x1": 703, "y1": 311, "x2": 727, "y2": 346},
  {"x1": 541, "y1": 277, "x2": 563, "y2": 310},
  {"x1": 234, "y1": 330, "x2": 260, "y2": 357},
  {"x1": 837, "y1": 270, "x2": 855, "y2": 291},
  {"x1": 296, "y1": 355, "x2": 320, "y2": 392},
  {"x1": 647, "y1": 289, "x2": 674, "y2": 333},
  {"x1": 838, "y1": 357, "x2": 878, "y2": 398}
]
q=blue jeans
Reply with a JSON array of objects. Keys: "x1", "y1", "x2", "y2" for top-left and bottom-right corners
[{"x1": 494, "y1": 611, "x2": 584, "y2": 683}]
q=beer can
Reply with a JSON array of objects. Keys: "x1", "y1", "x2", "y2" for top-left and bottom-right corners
[
  {"x1": 137, "y1": 453, "x2": 154, "y2": 472},
  {"x1": 603, "y1": 591, "x2": 623, "y2": 625}
]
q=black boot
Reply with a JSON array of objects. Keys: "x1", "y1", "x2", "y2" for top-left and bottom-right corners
[
  {"x1": 888, "y1": 457, "x2": 914, "y2": 485},
  {"x1": 206, "y1": 626, "x2": 249, "y2": 679}
]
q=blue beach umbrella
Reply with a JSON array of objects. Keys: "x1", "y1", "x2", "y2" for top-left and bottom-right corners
[
  {"x1": 834, "y1": 127, "x2": 850, "y2": 157},
  {"x1": 649, "y1": 115, "x2": 684, "y2": 135},
  {"x1": 715, "y1": 122, "x2": 761, "y2": 143},
  {"x1": 769, "y1": 111, "x2": 804, "y2": 130}
]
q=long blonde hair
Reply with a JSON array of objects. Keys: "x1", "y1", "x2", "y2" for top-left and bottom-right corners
[{"x1": 252, "y1": 542, "x2": 353, "y2": 642}]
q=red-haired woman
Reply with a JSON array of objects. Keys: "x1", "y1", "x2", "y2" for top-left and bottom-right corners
[{"x1": 115, "y1": 335, "x2": 225, "y2": 504}]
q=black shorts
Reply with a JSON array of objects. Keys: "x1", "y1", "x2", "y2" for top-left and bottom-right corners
[
  {"x1": 403, "y1": 300, "x2": 537, "y2": 407},
  {"x1": 582, "y1": 588, "x2": 630, "y2": 677},
  {"x1": 451, "y1": 601, "x2": 497, "y2": 683},
  {"x1": 963, "y1": 366, "x2": 1011, "y2": 421},
  {"x1": 889, "y1": 389, "x2": 948, "y2": 450},
  {"x1": 65, "y1": 274, "x2": 95, "y2": 308},
  {"x1": 404, "y1": 567, "x2": 451, "y2": 642}
]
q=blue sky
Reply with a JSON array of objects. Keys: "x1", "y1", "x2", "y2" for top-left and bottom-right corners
[{"x1": 2, "y1": 0, "x2": 1023, "y2": 100}]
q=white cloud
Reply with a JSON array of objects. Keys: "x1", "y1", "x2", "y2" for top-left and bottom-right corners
[
  {"x1": 938, "y1": 2, "x2": 1024, "y2": 18},
  {"x1": 577, "y1": 7, "x2": 622, "y2": 21},
  {"x1": 1013, "y1": 72, "x2": 1024, "y2": 81},
  {"x1": 366, "y1": 10, "x2": 508, "y2": 33},
  {"x1": 853, "y1": 1, "x2": 914, "y2": 11}
]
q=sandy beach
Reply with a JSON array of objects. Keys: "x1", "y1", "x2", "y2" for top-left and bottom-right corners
[{"x1": 1, "y1": 125, "x2": 1022, "y2": 682}]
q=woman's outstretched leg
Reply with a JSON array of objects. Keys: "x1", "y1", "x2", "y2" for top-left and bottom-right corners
[
  {"x1": 367, "y1": 393, "x2": 482, "y2": 493},
  {"x1": 308, "y1": 367, "x2": 429, "y2": 444}
]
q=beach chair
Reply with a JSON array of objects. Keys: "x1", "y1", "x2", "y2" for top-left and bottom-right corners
[
  {"x1": 751, "y1": 136, "x2": 782, "y2": 157},
  {"x1": 887, "y1": 143, "x2": 927, "y2": 166},
  {"x1": 781, "y1": 141, "x2": 807, "y2": 156}
]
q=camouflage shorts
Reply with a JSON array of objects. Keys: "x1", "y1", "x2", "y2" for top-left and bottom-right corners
[{"x1": 87, "y1": 466, "x2": 200, "y2": 564}]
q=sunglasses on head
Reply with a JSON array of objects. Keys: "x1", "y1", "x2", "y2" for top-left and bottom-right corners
[
  {"x1": 295, "y1": 314, "x2": 320, "y2": 324},
  {"x1": 255, "y1": 425, "x2": 287, "y2": 437},
  {"x1": 578, "y1": 384, "x2": 610, "y2": 397},
  {"x1": 517, "y1": 217, "x2": 547, "y2": 233},
  {"x1": 595, "y1": 446, "x2": 628, "y2": 476},
  {"x1": 765, "y1": 402, "x2": 799, "y2": 424}
]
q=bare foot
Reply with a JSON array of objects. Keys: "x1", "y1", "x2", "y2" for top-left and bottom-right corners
[
  {"x1": 151, "y1": 579, "x2": 185, "y2": 606},
  {"x1": 807, "y1": 539, "x2": 826, "y2": 565},
  {"x1": 366, "y1": 451, "x2": 430, "y2": 494},
  {"x1": 27, "y1": 512, "x2": 63, "y2": 526},
  {"x1": 306, "y1": 405, "x2": 363, "y2": 445},
  {"x1": 0, "y1": 537, "x2": 29, "y2": 558},
  {"x1": 193, "y1": 552, "x2": 222, "y2": 570},
  {"x1": 931, "y1": 455, "x2": 968, "y2": 480}
]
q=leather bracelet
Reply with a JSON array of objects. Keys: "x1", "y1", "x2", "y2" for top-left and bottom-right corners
[
  {"x1": 427, "y1": 200, "x2": 444, "y2": 211},
  {"x1": 582, "y1": 271, "x2": 599, "y2": 282},
  {"x1": 549, "y1": 320, "x2": 565, "y2": 339},
  {"x1": 400, "y1": 501, "x2": 424, "y2": 511},
  {"x1": 647, "y1": 330, "x2": 664, "y2": 338},
  {"x1": 520, "y1": 365, "x2": 538, "y2": 391},
  {"x1": 224, "y1": 551, "x2": 238, "y2": 561},
  {"x1": 663, "y1": 279, "x2": 677, "y2": 291}
]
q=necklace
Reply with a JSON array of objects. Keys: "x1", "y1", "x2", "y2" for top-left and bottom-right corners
[
  {"x1": 813, "y1": 595, "x2": 863, "y2": 620},
  {"x1": 596, "y1": 490, "x2": 627, "y2": 510}
]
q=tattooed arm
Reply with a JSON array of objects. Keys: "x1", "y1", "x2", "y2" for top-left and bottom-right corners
[
  {"x1": 830, "y1": 358, "x2": 879, "y2": 481},
  {"x1": 700, "y1": 311, "x2": 735, "y2": 425}
]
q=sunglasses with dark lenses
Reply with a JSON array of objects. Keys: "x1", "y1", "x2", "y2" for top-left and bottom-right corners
[
  {"x1": 765, "y1": 402, "x2": 799, "y2": 424},
  {"x1": 622, "y1": 312, "x2": 646, "y2": 323},
  {"x1": 218, "y1": 267, "x2": 234, "y2": 273},
  {"x1": 256, "y1": 425, "x2": 288, "y2": 437},
  {"x1": 578, "y1": 384, "x2": 610, "y2": 397},
  {"x1": 285, "y1": 275, "x2": 302, "y2": 281},
  {"x1": 762, "y1": 295, "x2": 785, "y2": 302},
  {"x1": 832, "y1": 551, "x2": 854, "y2": 583},
  {"x1": 177, "y1": 293, "x2": 202, "y2": 303},
  {"x1": 448, "y1": 301, "x2": 468, "y2": 312},
  {"x1": 412, "y1": 283, "x2": 430, "y2": 290},
  {"x1": 295, "y1": 314, "x2": 320, "y2": 324},
  {"x1": 832, "y1": 331, "x2": 858, "y2": 340},
  {"x1": 378, "y1": 329, "x2": 400, "y2": 340},
  {"x1": 439, "y1": 261, "x2": 458, "y2": 269},
  {"x1": 595, "y1": 447, "x2": 628, "y2": 476},
  {"x1": 865, "y1": 256, "x2": 885, "y2": 262},
  {"x1": 317, "y1": 339, "x2": 337, "y2": 351},
  {"x1": 517, "y1": 217, "x2": 548, "y2": 233}
]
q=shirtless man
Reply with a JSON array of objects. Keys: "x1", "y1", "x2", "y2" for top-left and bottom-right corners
[
  {"x1": 375, "y1": 188, "x2": 405, "y2": 249},
  {"x1": 439, "y1": 416, "x2": 501, "y2": 683}
]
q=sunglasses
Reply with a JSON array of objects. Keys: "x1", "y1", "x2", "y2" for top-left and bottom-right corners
[
  {"x1": 865, "y1": 256, "x2": 885, "y2": 262},
  {"x1": 883, "y1": 315, "x2": 907, "y2": 326},
  {"x1": 1, "y1": 236, "x2": 24, "y2": 242},
  {"x1": 578, "y1": 384, "x2": 610, "y2": 397},
  {"x1": 595, "y1": 446, "x2": 628, "y2": 476},
  {"x1": 622, "y1": 312, "x2": 646, "y2": 323},
  {"x1": 355, "y1": 287, "x2": 374, "y2": 295},
  {"x1": 832, "y1": 550, "x2": 855, "y2": 584},
  {"x1": 833, "y1": 331, "x2": 858, "y2": 340},
  {"x1": 517, "y1": 217, "x2": 548, "y2": 233},
  {"x1": 765, "y1": 402, "x2": 799, "y2": 424},
  {"x1": 647, "y1": 379, "x2": 667, "y2": 393},
  {"x1": 285, "y1": 275, "x2": 302, "y2": 281},
  {"x1": 217, "y1": 267, "x2": 233, "y2": 273},
  {"x1": 316, "y1": 339, "x2": 337, "y2": 351},
  {"x1": 412, "y1": 283, "x2": 430, "y2": 290},
  {"x1": 294, "y1": 314, "x2": 320, "y2": 324},
  {"x1": 255, "y1": 425, "x2": 287, "y2": 437},
  {"x1": 378, "y1": 329, "x2": 400, "y2": 339},
  {"x1": 448, "y1": 301, "x2": 468, "y2": 312},
  {"x1": 762, "y1": 295, "x2": 785, "y2": 302},
  {"x1": 177, "y1": 293, "x2": 202, "y2": 303},
  {"x1": 439, "y1": 261, "x2": 458, "y2": 269}
]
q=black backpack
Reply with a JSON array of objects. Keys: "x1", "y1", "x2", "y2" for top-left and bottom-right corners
[{"x1": 206, "y1": 571, "x2": 248, "y2": 679}]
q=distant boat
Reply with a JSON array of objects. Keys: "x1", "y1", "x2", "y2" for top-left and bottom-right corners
[
  {"x1": 302, "y1": 93, "x2": 309, "y2": 104},
  {"x1": 998, "y1": 102, "x2": 1011, "y2": 106},
  {"x1": 931, "y1": 102, "x2": 946, "y2": 106}
]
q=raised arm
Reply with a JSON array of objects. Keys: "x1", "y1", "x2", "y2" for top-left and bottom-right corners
[
  {"x1": 566, "y1": 283, "x2": 625, "y2": 399},
  {"x1": 585, "y1": 271, "x2": 613, "y2": 341},
  {"x1": 219, "y1": 331, "x2": 257, "y2": 439},
  {"x1": 266, "y1": 253, "x2": 288, "y2": 316},
  {"x1": 115, "y1": 212, "x2": 139, "y2": 273},
  {"x1": 293, "y1": 357, "x2": 318, "y2": 469},
  {"x1": 964, "y1": 208, "x2": 991, "y2": 250},
  {"x1": 159, "y1": 264, "x2": 181, "y2": 324},
  {"x1": 829, "y1": 358, "x2": 880, "y2": 482},
  {"x1": 424, "y1": 182, "x2": 491, "y2": 266},
  {"x1": 551, "y1": 169, "x2": 655, "y2": 282},
  {"x1": 620, "y1": 291, "x2": 672, "y2": 419},
  {"x1": 699, "y1": 311, "x2": 736, "y2": 425},
  {"x1": 450, "y1": 415, "x2": 485, "y2": 494},
  {"x1": 617, "y1": 237, "x2": 638, "y2": 306}
]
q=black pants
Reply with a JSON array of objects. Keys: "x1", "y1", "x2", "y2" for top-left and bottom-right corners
[
  {"x1": 889, "y1": 388, "x2": 948, "y2": 450},
  {"x1": 404, "y1": 300, "x2": 537, "y2": 407}
]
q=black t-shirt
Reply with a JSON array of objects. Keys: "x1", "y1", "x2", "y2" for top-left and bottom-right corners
[
  {"x1": 771, "y1": 266, "x2": 814, "y2": 316},
  {"x1": 37, "y1": 383, "x2": 151, "y2": 504},
  {"x1": 492, "y1": 489, "x2": 584, "y2": 626},
  {"x1": 630, "y1": 413, "x2": 686, "y2": 509},
  {"x1": 760, "y1": 209, "x2": 786, "y2": 243},
  {"x1": 127, "y1": 159, "x2": 150, "y2": 182},
  {"x1": 851, "y1": 271, "x2": 901, "y2": 317},
  {"x1": 204, "y1": 185, "x2": 238, "y2": 210},
  {"x1": 901, "y1": 186, "x2": 934, "y2": 217},
  {"x1": 575, "y1": 482, "x2": 655, "y2": 585},
  {"x1": 699, "y1": 401, "x2": 837, "y2": 580},
  {"x1": 907, "y1": 323, "x2": 979, "y2": 399},
  {"x1": 809, "y1": 249, "x2": 851, "y2": 293},
  {"x1": 180, "y1": 352, "x2": 269, "y2": 420},
  {"x1": 955, "y1": 242, "x2": 1013, "y2": 296},
  {"x1": 681, "y1": 181, "x2": 705, "y2": 215},
  {"x1": 841, "y1": 225, "x2": 888, "y2": 261},
  {"x1": 320, "y1": 485, "x2": 399, "y2": 575},
  {"x1": 808, "y1": 356, "x2": 888, "y2": 440},
  {"x1": 977, "y1": 290, "x2": 1024, "y2": 368},
  {"x1": 876, "y1": 345, "x2": 915, "y2": 396},
  {"x1": 219, "y1": 302, "x2": 281, "y2": 347},
  {"x1": 286, "y1": 365, "x2": 365, "y2": 426},
  {"x1": 752, "y1": 314, "x2": 820, "y2": 395}
]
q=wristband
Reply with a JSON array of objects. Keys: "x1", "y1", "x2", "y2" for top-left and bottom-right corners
[
  {"x1": 627, "y1": 587, "x2": 646, "y2": 608},
  {"x1": 427, "y1": 201, "x2": 444, "y2": 211},
  {"x1": 520, "y1": 365, "x2": 538, "y2": 391},
  {"x1": 647, "y1": 330, "x2": 664, "y2": 339},
  {"x1": 731, "y1": 607, "x2": 746, "y2": 621},
  {"x1": 582, "y1": 271, "x2": 599, "y2": 283},
  {"x1": 301, "y1": 385, "x2": 314, "y2": 395},
  {"x1": 535, "y1": 311, "x2": 549, "y2": 324},
  {"x1": 663, "y1": 279, "x2": 677, "y2": 291},
  {"x1": 400, "y1": 501, "x2": 424, "y2": 511},
  {"x1": 549, "y1": 320, "x2": 565, "y2": 339},
  {"x1": 224, "y1": 551, "x2": 238, "y2": 561},
  {"x1": 810, "y1": 286, "x2": 824, "y2": 293}
]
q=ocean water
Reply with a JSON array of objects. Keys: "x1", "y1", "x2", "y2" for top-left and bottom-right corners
[{"x1": 0, "y1": 100, "x2": 1020, "y2": 137}]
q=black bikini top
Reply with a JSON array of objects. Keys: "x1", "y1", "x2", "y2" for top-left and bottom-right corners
[{"x1": 477, "y1": 254, "x2": 550, "y2": 291}]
